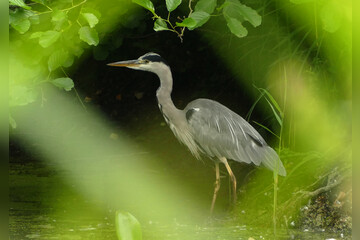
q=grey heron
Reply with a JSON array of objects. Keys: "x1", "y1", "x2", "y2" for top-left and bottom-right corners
[{"x1": 108, "y1": 52, "x2": 286, "y2": 212}]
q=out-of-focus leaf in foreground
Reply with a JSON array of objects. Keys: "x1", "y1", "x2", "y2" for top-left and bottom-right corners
[{"x1": 116, "y1": 212, "x2": 142, "y2": 240}]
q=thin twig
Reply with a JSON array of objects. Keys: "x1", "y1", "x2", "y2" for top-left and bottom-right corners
[
  {"x1": 61, "y1": 67, "x2": 87, "y2": 111},
  {"x1": 297, "y1": 168, "x2": 345, "y2": 197},
  {"x1": 179, "y1": 0, "x2": 194, "y2": 42},
  {"x1": 35, "y1": 0, "x2": 87, "y2": 16}
]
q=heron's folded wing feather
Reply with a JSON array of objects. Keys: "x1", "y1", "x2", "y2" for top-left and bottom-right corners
[{"x1": 184, "y1": 99, "x2": 286, "y2": 176}]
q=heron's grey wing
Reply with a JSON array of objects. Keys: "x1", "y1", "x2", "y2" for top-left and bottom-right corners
[{"x1": 184, "y1": 99, "x2": 286, "y2": 176}]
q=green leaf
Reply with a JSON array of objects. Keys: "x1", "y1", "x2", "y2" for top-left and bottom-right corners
[
  {"x1": 51, "y1": 10, "x2": 68, "y2": 30},
  {"x1": 39, "y1": 30, "x2": 61, "y2": 48},
  {"x1": 62, "y1": 54, "x2": 74, "y2": 68},
  {"x1": 51, "y1": 78, "x2": 74, "y2": 91},
  {"x1": 9, "y1": 8, "x2": 34, "y2": 23},
  {"x1": 132, "y1": 0, "x2": 155, "y2": 14},
  {"x1": 166, "y1": 0, "x2": 181, "y2": 12},
  {"x1": 258, "y1": 88, "x2": 283, "y2": 116},
  {"x1": 153, "y1": 18, "x2": 169, "y2": 31},
  {"x1": 253, "y1": 86, "x2": 283, "y2": 126},
  {"x1": 69, "y1": 45, "x2": 84, "y2": 57},
  {"x1": 116, "y1": 212, "x2": 142, "y2": 240},
  {"x1": 9, "y1": 0, "x2": 31, "y2": 9},
  {"x1": 188, "y1": 11, "x2": 210, "y2": 30},
  {"x1": 225, "y1": 16, "x2": 248, "y2": 38},
  {"x1": 29, "y1": 14, "x2": 40, "y2": 24},
  {"x1": 176, "y1": 18, "x2": 196, "y2": 28},
  {"x1": 78, "y1": 26, "x2": 99, "y2": 46},
  {"x1": 10, "y1": 18, "x2": 30, "y2": 34},
  {"x1": 9, "y1": 9, "x2": 32, "y2": 34},
  {"x1": 290, "y1": 0, "x2": 314, "y2": 4},
  {"x1": 194, "y1": 0, "x2": 217, "y2": 14},
  {"x1": 30, "y1": 0, "x2": 47, "y2": 4},
  {"x1": 223, "y1": 0, "x2": 261, "y2": 27},
  {"x1": 81, "y1": 12, "x2": 99, "y2": 28},
  {"x1": 265, "y1": 97, "x2": 282, "y2": 126},
  {"x1": 48, "y1": 49, "x2": 69, "y2": 71},
  {"x1": 30, "y1": 31, "x2": 43, "y2": 39},
  {"x1": 81, "y1": 7, "x2": 102, "y2": 19},
  {"x1": 51, "y1": 10, "x2": 67, "y2": 22}
]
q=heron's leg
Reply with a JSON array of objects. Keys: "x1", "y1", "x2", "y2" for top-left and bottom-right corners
[
  {"x1": 210, "y1": 162, "x2": 220, "y2": 214},
  {"x1": 219, "y1": 157, "x2": 237, "y2": 205}
]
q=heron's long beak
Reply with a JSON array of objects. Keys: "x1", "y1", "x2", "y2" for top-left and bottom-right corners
[{"x1": 107, "y1": 59, "x2": 139, "y2": 67}]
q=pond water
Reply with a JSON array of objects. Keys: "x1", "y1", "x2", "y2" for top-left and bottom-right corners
[{"x1": 9, "y1": 157, "x2": 348, "y2": 240}]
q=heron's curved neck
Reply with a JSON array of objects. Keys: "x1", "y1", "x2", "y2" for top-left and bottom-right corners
[{"x1": 155, "y1": 67, "x2": 181, "y2": 118}]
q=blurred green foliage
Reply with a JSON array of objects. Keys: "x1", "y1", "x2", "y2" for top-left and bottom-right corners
[
  {"x1": 8, "y1": 0, "x2": 133, "y2": 128},
  {"x1": 9, "y1": 0, "x2": 352, "y2": 238},
  {"x1": 9, "y1": 0, "x2": 101, "y2": 127},
  {"x1": 116, "y1": 212, "x2": 142, "y2": 240}
]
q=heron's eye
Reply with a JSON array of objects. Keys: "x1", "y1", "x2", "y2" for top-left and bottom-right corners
[{"x1": 143, "y1": 59, "x2": 150, "y2": 64}]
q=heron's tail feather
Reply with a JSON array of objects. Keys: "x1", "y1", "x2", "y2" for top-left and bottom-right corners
[{"x1": 261, "y1": 147, "x2": 286, "y2": 176}]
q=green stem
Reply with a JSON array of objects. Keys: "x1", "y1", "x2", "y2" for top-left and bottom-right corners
[
  {"x1": 74, "y1": 87, "x2": 87, "y2": 111},
  {"x1": 61, "y1": 67, "x2": 87, "y2": 111},
  {"x1": 179, "y1": 0, "x2": 194, "y2": 39},
  {"x1": 35, "y1": 0, "x2": 87, "y2": 16}
]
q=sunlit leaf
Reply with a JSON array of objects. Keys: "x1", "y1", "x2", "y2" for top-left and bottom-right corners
[
  {"x1": 132, "y1": 0, "x2": 155, "y2": 14},
  {"x1": 30, "y1": 0, "x2": 47, "y2": 4},
  {"x1": 176, "y1": 18, "x2": 196, "y2": 28},
  {"x1": 29, "y1": 14, "x2": 40, "y2": 24},
  {"x1": 224, "y1": 16, "x2": 248, "y2": 38},
  {"x1": 9, "y1": 0, "x2": 31, "y2": 9},
  {"x1": 62, "y1": 54, "x2": 74, "y2": 68},
  {"x1": 79, "y1": 26, "x2": 99, "y2": 46},
  {"x1": 153, "y1": 19, "x2": 169, "y2": 31},
  {"x1": 82, "y1": 7, "x2": 102, "y2": 19},
  {"x1": 223, "y1": 0, "x2": 261, "y2": 27},
  {"x1": 116, "y1": 212, "x2": 142, "y2": 240},
  {"x1": 81, "y1": 12, "x2": 99, "y2": 28},
  {"x1": 48, "y1": 49, "x2": 68, "y2": 71},
  {"x1": 188, "y1": 11, "x2": 210, "y2": 30},
  {"x1": 166, "y1": 0, "x2": 181, "y2": 12},
  {"x1": 9, "y1": 9, "x2": 32, "y2": 34},
  {"x1": 194, "y1": 0, "x2": 217, "y2": 14},
  {"x1": 30, "y1": 31, "x2": 43, "y2": 39},
  {"x1": 176, "y1": 11, "x2": 210, "y2": 30},
  {"x1": 9, "y1": 8, "x2": 34, "y2": 23},
  {"x1": 10, "y1": 18, "x2": 30, "y2": 34},
  {"x1": 51, "y1": 10, "x2": 67, "y2": 22},
  {"x1": 51, "y1": 78, "x2": 74, "y2": 91},
  {"x1": 290, "y1": 0, "x2": 314, "y2": 4},
  {"x1": 51, "y1": 10, "x2": 68, "y2": 30},
  {"x1": 39, "y1": 30, "x2": 61, "y2": 48}
]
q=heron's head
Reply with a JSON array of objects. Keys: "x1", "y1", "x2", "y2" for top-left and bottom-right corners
[{"x1": 107, "y1": 52, "x2": 169, "y2": 74}]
